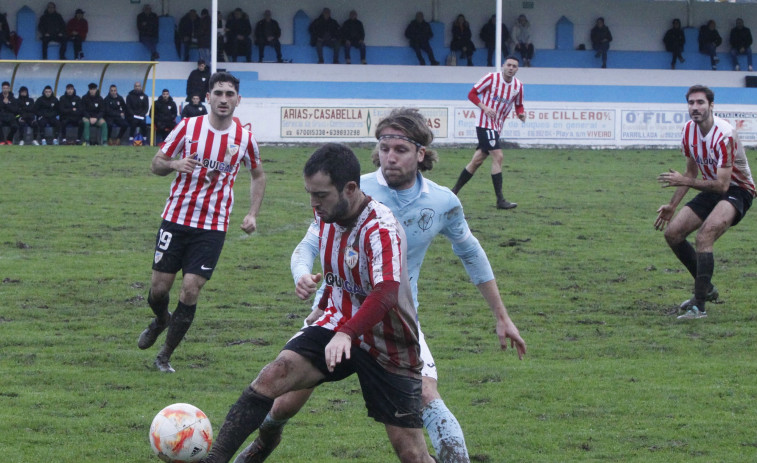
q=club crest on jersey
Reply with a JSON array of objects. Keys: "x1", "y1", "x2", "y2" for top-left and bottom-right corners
[
  {"x1": 344, "y1": 247, "x2": 358, "y2": 269},
  {"x1": 228, "y1": 144, "x2": 239, "y2": 156},
  {"x1": 154, "y1": 251, "x2": 163, "y2": 264}
]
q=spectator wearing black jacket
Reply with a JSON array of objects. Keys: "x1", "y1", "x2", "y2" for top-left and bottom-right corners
[
  {"x1": 181, "y1": 94, "x2": 207, "y2": 118},
  {"x1": 39, "y1": 2, "x2": 67, "y2": 60},
  {"x1": 104, "y1": 84, "x2": 128, "y2": 145},
  {"x1": 137, "y1": 4, "x2": 160, "y2": 60},
  {"x1": 153, "y1": 89, "x2": 178, "y2": 143},
  {"x1": 226, "y1": 8, "x2": 252, "y2": 62},
  {"x1": 126, "y1": 81, "x2": 149, "y2": 142},
  {"x1": 341, "y1": 10, "x2": 366, "y2": 64},
  {"x1": 480, "y1": 15, "x2": 510, "y2": 67},
  {"x1": 178, "y1": 9, "x2": 200, "y2": 62},
  {"x1": 0, "y1": 81, "x2": 16, "y2": 144},
  {"x1": 34, "y1": 85, "x2": 61, "y2": 144},
  {"x1": 254, "y1": 9, "x2": 283, "y2": 63},
  {"x1": 185, "y1": 59, "x2": 210, "y2": 103},
  {"x1": 309, "y1": 8, "x2": 340, "y2": 64},
  {"x1": 699, "y1": 20, "x2": 722, "y2": 70},
  {"x1": 197, "y1": 9, "x2": 212, "y2": 64},
  {"x1": 16, "y1": 86, "x2": 37, "y2": 145},
  {"x1": 0, "y1": 12, "x2": 12, "y2": 56},
  {"x1": 450, "y1": 14, "x2": 475, "y2": 66},
  {"x1": 405, "y1": 11, "x2": 439, "y2": 66},
  {"x1": 59, "y1": 83, "x2": 83, "y2": 143},
  {"x1": 664, "y1": 18, "x2": 686, "y2": 69},
  {"x1": 81, "y1": 83, "x2": 107, "y2": 145},
  {"x1": 729, "y1": 18, "x2": 753, "y2": 71}
]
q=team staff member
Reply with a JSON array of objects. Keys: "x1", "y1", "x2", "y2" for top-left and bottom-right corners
[
  {"x1": 153, "y1": 88, "x2": 178, "y2": 144},
  {"x1": 103, "y1": 84, "x2": 129, "y2": 145},
  {"x1": 655, "y1": 85, "x2": 755, "y2": 319},
  {"x1": 81, "y1": 82, "x2": 107, "y2": 145},
  {"x1": 125, "y1": 81, "x2": 149, "y2": 142},
  {"x1": 451, "y1": 56, "x2": 527, "y2": 210},
  {"x1": 200, "y1": 144, "x2": 435, "y2": 463},
  {"x1": 235, "y1": 108, "x2": 527, "y2": 463},
  {"x1": 137, "y1": 72, "x2": 266, "y2": 372},
  {"x1": 34, "y1": 85, "x2": 61, "y2": 145},
  {"x1": 59, "y1": 83, "x2": 83, "y2": 144}
]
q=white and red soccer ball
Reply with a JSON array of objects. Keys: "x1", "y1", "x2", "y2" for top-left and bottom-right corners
[{"x1": 149, "y1": 403, "x2": 213, "y2": 462}]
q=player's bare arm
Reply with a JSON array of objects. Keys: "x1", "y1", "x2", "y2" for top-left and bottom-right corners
[
  {"x1": 240, "y1": 165, "x2": 267, "y2": 234},
  {"x1": 477, "y1": 279, "x2": 526, "y2": 359},
  {"x1": 151, "y1": 151, "x2": 200, "y2": 176}
]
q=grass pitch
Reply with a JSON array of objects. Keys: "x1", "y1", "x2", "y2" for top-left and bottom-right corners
[{"x1": 1, "y1": 144, "x2": 757, "y2": 462}]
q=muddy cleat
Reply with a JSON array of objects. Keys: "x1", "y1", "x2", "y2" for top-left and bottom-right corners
[
  {"x1": 138, "y1": 313, "x2": 171, "y2": 350},
  {"x1": 233, "y1": 434, "x2": 283, "y2": 463},
  {"x1": 154, "y1": 355, "x2": 175, "y2": 373},
  {"x1": 679, "y1": 286, "x2": 718, "y2": 310},
  {"x1": 677, "y1": 305, "x2": 707, "y2": 320},
  {"x1": 496, "y1": 199, "x2": 518, "y2": 210}
]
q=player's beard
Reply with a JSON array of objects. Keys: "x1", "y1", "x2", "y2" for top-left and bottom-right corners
[
  {"x1": 382, "y1": 166, "x2": 416, "y2": 190},
  {"x1": 320, "y1": 194, "x2": 350, "y2": 223}
]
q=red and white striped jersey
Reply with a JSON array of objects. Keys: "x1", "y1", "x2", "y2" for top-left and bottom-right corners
[
  {"x1": 160, "y1": 116, "x2": 262, "y2": 231},
  {"x1": 470, "y1": 73, "x2": 525, "y2": 132},
  {"x1": 312, "y1": 199, "x2": 421, "y2": 378},
  {"x1": 681, "y1": 116, "x2": 755, "y2": 197}
]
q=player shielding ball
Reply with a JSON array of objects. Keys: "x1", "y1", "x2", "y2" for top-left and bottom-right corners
[
  {"x1": 655, "y1": 84, "x2": 755, "y2": 319},
  {"x1": 137, "y1": 72, "x2": 266, "y2": 372},
  {"x1": 451, "y1": 56, "x2": 527, "y2": 209}
]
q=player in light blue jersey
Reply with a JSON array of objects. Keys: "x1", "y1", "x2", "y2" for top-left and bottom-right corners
[{"x1": 234, "y1": 108, "x2": 526, "y2": 463}]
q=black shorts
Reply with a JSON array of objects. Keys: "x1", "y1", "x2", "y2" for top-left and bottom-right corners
[
  {"x1": 685, "y1": 186, "x2": 753, "y2": 227},
  {"x1": 283, "y1": 326, "x2": 423, "y2": 428},
  {"x1": 151, "y1": 219, "x2": 226, "y2": 280},
  {"x1": 476, "y1": 126, "x2": 501, "y2": 153}
]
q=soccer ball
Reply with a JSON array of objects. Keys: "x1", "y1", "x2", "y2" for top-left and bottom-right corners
[{"x1": 149, "y1": 403, "x2": 213, "y2": 462}]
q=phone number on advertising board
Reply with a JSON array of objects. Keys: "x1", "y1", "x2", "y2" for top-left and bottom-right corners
[{"x1": 295, "y1": 129, "x2": 362, "y2": 136}]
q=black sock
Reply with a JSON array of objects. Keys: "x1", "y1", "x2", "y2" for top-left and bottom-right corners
[
  {"x1": 451, "y1": 168, "x2": 473, "y2": 194},
  {"x1": 204, "y1": 387, "x2": 275, "y2": 463},
  {"x1": 694, "y1": 252, "x2": 714, "y2": 309},
  {"x1": 147, "y1": 290, "x2": 170, "y2": 325},
  {"x1": 670, "y1": 241, "x2": 698, "y2": 280},
  {"x1": 159, "y1": 301, "x2": 196, "y2": 360},
  {"x1": 491, "y1": 173, "x2": 504, "y2": 201}
]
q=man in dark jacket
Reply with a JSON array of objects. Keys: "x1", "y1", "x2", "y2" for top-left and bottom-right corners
[
  {"x1": 59, "y1": 83, "x2": 83, "y2": 143},
  {"x1": 729, "y1": 18, "x2": 753, "y2": 71},
  {"x1": 81, "y1": 82, "x2": 107, "y2": 145},
  {"x1": 16, "y1": 86, "x2": 37, "y2": 145},
  {"x1": 309, "y1": 8, "x2": 340, "y2": 64},
  {"x1": 341, "y1": 10, "x2": 366, "y2": 64},
  {"x1": 39, "y1": 2, "x2": 67, "y2": 59},
  {"x1": 104, "y1": 84, "x2": 129, "y2": 145},
  {"x1": 699, "y1": 20, "x2": 722, "y2": 70},
  {"x1": 405, "y1": 11, "x2": 439, "y2": 66},
  {"x1": 254, "y1": 9, "x2": 283, "y2": 63},
  {"x1": 153, "y1": 89, "x2": 178, "y2": 143},
  {"x1": 126, "y1": 81, "x2": 149, "y2": 142},
  {"x1": 185, "y1": 59, "x2": 210, "y2": 103},
  {"x1": 590, "y1": 17, "x2": 613, "y2": 68},
  {"x1": 34, "y1": 85, "x2": 61, "y2": 144},
  {"x1": 178, "y1": 9, "x2": 200, "y2": 61},
  {"x1": 480, "y1": 15, "x2": 510, "y2": 67},
  {"x1": 226, "y1": 8, "x2": 252, "y2": 62},
  {"x1": 663, "y1": 18, "x2": 686, "y2": 69},
  {"x1": 0, "y1": 81, "x2": 18, "y2": 145},
  {"x1": 180, "y1": 94, "x2": 207, "y2": 118},
  {"x1": 0, "y1": 12, "x2": 12, "y2": 56},
  {"x1": 137, "y1": 4, "x2": 159, "y2": 60}
]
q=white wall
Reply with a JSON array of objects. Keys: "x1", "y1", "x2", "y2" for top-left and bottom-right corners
[{"x1": 5, "y1": 0, "x2": 756, "y2": 51}]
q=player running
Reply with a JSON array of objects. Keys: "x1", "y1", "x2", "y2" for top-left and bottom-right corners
[
  {"x1": 137, "y1": 72, "x2": 266, "y2": 372},
  {"x1": 234, "y1": 108, "x2": 526, "y2": 463},
  {"x1": 451, "y1": 56, "x2": 527, "y2": 210}
]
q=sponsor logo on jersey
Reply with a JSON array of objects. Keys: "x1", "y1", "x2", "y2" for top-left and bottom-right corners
[
  {"x1": 694, "y1": 155, "x2": 718, "y2": 166},
  {"x1": 344, "y1": 247, "x2": 358, "y2": 269},
  {"x1": 324, "y1": 272, "x2": 367, "y2": 297},
  {"x1": 200, "y1": 158, "x2": 234, "y2": 173}
]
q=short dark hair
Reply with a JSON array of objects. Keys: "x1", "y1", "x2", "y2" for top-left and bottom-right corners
[
  {"x1": 373, "y1": 107, "x2": 438, "y2": 172},
  {"x1": 209, "y1": 72, "x2": 240, "y2": 94},
  {"x1": 1, "y1": 81, "x2": 9, "y2": 87},
  {"x1": 686, "y1": 85, "x2": 714, "y2": 104},
  {"x1": 303, "y1": 143, "x2": 361, "y2": 192},
  {"x1": 505, "y1": 55, "x2": 520, "y2": 64}
]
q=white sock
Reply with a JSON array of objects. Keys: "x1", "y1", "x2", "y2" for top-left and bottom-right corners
[{"x1": 422, "y1": 399, "x2": 470, "y2": 463}]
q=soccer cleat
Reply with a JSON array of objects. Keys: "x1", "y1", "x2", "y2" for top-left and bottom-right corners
[
  {"x1": 679, "y1": 286, "x2": 718, "y2": 310},
  {"x1": 233, "y1": 434, "x2": 283, "y2": 463},
  {"x1": 41, "y1": 139, "x2": 47, "y2": 145},
  {"x1": 61, "y1": 138, "x2": 67, "y2": 144},
  {"x1": 32, "y1": 140, "x2": 40, "y2": 146},
  {"x1": 677, "y1": 305, "x2": 707, "y2": 320},
  {"x1": 154, "y1": 355, "x2": 175, "y2": 373},
  {"x1": 18, "y1": 140, "x2": 24, "y2": 146},
  {"x1": 53, "y1": 138, "x2": 59, "y2": 145},
  {"x1": 496, "y1": 199, "x2": 518, "y2": 210},
  {"x1": 138, "y1": 314, "x2": 171, "y2": 350}
]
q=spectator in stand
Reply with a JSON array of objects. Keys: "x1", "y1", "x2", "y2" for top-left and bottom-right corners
[
  {"x1": 59, "y1": 83, "x2": 83, "y2": 144},
  {"x1": 0, "y1": 81, "x2": 17, "y2": 145},
  {"x1": 153, "y1": 88, "x2": 178, "y2": 144},
  {"x1": 216, "y1": 10, "x2": 226, "y2": 62},
  {"x1": 197, "y1": 9, "x2": 212, "y2": 64},
  {"x1": 480, "y1": 14, "x2": 510, "y2": 67},
  {"x1": 699, "y1": 20, "x2": 722, "y2": 70},
  {"x1": 512, "y1": 14, "x2": 534, "y2": 67},
  {"x1": 104, "y1": 84, "x2": 129, "y2": 145},
  {"x1": 34, "y1": 85, "x2": 61, "y2": 145},
  {"x1": 309, "y1": 8, "x2": 340, "y2": 64},
  {"x1": 39, "y1": 2, "x2": 67, "y2": 60},
  {"x1": 405, "y1": 11, "x2": 439, "y2": 66},
  {"x1": 178, "y1": 9, "x2": 200, "y2": 62},
  {"x1": 590, "y1": 17, "x2": 612, "y2": 69},
  {"x1": 729, "y1": 18, "x2": 753, "y2": 71},
  {"x1": 254, "y1": 9, "x2": 283, "y2": 63},
  {"x1": 181, "y1": 94, "x2": 207, "y2": 118},
  {"x1": 450, "y1": 14, "x2": 475, "y2": 66},
  {"x1": 81, "y1": 83, "x2": 107, "y2": 145},
  {"x1": 341, "y1": 10, "x2": 366, "y2": 64},
  {"x1": 186, "y1": 59, "x2": 210, "y2": 103},
  {"x1": 126, "y1": 81, "x2": 149, "y2": 143},
  {"x1": 137, "y1": 4, "x2": 160, "y2": 61},
  {"x1": 1, "y1": 12, "x2": 13, "y2": 56},
  {"x1": 664, "y1": 18, "x2": 686, "y2": 70},
  {"x1": 16, "y1": 86, "x2": 37, "y2": 145},
  {"x1": 226, "y1": 8, "x2": 252, "y2": 62},
  {"x1": 66, "y1": 9, "x2": 87, "y2": 60}
]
